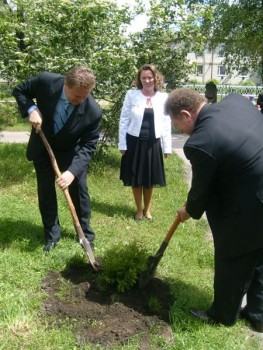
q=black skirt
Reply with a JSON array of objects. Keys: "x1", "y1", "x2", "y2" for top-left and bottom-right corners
[{"x1": 120, "y1": 134, "x2": 166, "y2": 188}]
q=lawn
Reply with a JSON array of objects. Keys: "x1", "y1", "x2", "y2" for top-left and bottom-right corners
[{"x1": 0, "y1": 143, "x2": 261, "y2": 349}]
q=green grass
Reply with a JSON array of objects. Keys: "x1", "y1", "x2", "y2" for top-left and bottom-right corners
[
  {"x1": 3, "y1": 117, "x2": 31, "y2": 131},
  {"x1": 0, "y1": 144, "x2": 261, "y2": 349}
]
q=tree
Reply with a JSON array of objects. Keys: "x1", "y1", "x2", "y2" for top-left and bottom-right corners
[
  {"x1": 0, "y1": 0, "x2": 136, "y2": 136},
  {"x1": 199, "y1": 0, "x2": 263, "y2": 83},
  {"x1": 0, "y1": 0, "x2": 211, "y2": 143}
]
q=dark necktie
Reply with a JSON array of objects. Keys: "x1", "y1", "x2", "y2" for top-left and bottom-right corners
[{"x1": 54, "y1": 101, "x2": 70, "y2": 134}]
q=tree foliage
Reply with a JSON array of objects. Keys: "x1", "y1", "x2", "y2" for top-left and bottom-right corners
[
  {"x1": 0, "y1": 0, "x2": 211, "y2": 141},
  {"x1": 200, "y1": 0, "x2": 263, "y2": 81}
]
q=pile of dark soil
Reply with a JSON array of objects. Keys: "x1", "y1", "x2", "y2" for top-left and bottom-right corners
[{"x1": 41, "y1": 264, "x2": 175, "y2": 349}]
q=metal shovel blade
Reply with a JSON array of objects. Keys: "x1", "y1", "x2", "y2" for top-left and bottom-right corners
[
  {"x1": 138, "y1": 243, "x2": 167, "y2": 289},
  {"x1": 79, "y1": 237, "x2": 99, "y2": 271},
  {"x1": 138, "y1": 215, "x2": 181, "y2": 289}
]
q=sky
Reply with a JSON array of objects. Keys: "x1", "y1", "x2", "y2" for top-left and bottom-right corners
[{"x1": 115, "y1": 0, "x2": 148, "y2": 33}]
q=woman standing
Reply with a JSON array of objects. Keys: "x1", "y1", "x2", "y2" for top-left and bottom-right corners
[{"x1": 118, "y1": 64, "x2": 172, "y2": 221}]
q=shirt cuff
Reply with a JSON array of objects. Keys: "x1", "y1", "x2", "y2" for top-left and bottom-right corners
[{"x1": 28, "y1": 105, "x2": 38, "y2": 115}]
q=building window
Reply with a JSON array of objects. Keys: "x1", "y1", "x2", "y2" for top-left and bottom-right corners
[
  {"x1": 196, "y1": 65, "x2": 203, "y2": 76},
  {"x1": 217, "y1": 65, "x2": 226, "y2": 77},
  {"x1": 218, "y1": 45, "x2": 225, "y2": 57},
  {"x1": 240, "y1": 71, "x2": 248, "y2": 79}
]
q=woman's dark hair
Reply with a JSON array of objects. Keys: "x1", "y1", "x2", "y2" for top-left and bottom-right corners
[{"x1": 135, "y1": 64, "x2": 164, "y2": 91}]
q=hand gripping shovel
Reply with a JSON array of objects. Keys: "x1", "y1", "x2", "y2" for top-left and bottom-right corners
[
  {"x1": 139, "y1": 214, "x2": 181, "y2": 288},
  {"x1": 39, "y1": 130, "x2": 99, "y2": 271}
]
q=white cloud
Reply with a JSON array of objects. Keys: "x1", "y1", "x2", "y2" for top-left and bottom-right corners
[
  {"x1": 115, "y1": 0, "x2": 149, "y2": 33},
  {"x1": 129, "y1": 13, "x2": 148, "y2": 33}
]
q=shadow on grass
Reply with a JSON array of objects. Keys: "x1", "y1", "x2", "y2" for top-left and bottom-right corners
[
  {"x1": 0, "y1": 219, "x2": 43, "y2": 251},
  {"x1": 0, "y1": 143, "x2": 34, "y2": 187},
  {"x1": 167, "y1": 277, "x2": 213, "y2": 326},
  {"x1": 0, "y1": 218, "x2": 80, "y2": 252},
  {"x1": 91, "y1": 198, "x2": 134, "y2": 218}
]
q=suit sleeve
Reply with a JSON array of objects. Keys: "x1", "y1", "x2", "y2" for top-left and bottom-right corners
[
  {"x1": 12, "y1": 72, "x2": 55, "y2": 118},
  {"x1": 184, "y1": 146, "x2": 218, "y2": 219},
  {"x1": 12, "y1": 76, "x2": 40, "y2": 117}
]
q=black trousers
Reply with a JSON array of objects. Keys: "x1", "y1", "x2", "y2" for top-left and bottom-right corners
[
  {"x1": 33, "y1": 151, "x2": 95, "y2": 243},
  {"x1": 208, "y1": 247, "x2": 263, "y2": 325}
]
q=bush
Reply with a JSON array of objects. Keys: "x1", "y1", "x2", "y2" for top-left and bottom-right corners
[
  {"x1": 238, "y1": 80, "x2": 256, "y2": 86},
  {"x1": 0, "y1": 103, "x2": 19, "y2": 129},
  {"x1": 205, "y1": 79, "x2": 220, "y2": 85},
  {"x1": 98, "y1": 242, "x2": 149, "y2": 293},
  {"x1": 0, "y1": 82, "x2": 13, "y2": 99}
]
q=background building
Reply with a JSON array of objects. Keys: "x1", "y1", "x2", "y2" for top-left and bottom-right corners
[{"x1": 187, "y1": 46, "x2": 262, "y2": 85}]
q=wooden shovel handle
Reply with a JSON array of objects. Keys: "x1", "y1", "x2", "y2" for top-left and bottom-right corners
[
  {"x1": 38, "y1": 130, "x2": 83, "y2": 238},
  {"x1": 39, "y1": 130, "x2": 62, "y2": 177},
  {"x1": 38, "y1": 130, "x2": 98, "y2": 270},
  {"x1": 163, "y1": 214, "x2": 181, "y2": 244}
]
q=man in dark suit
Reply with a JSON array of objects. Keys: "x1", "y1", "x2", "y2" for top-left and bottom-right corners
[
  {"x1": 165, "y1": 88, "x2": 263, "y2": 332},
  {"x1": 257, "y1": 92, "x2": 263, "y2": 114},
  {"x1": 13, "y1": 66, "x2": 102, "y2": 252}
]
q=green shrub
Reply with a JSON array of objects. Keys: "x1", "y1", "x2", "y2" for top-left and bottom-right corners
[
  {"x1": 186, "y1": 78, "x2": 199, "y2": 84},
  {"x1": 205, "y1": 79, "x2": 220, "y2": 85},
  {"x1": 238, "y1": 80, "x2": 255, "y2": 86},
  {"x1": 0, "y1": 103, "x2": 19, "y2": 129},
  {"x1": 98, "y1": 242, "x2": 149, "y2": 293},
  {"x1": 0, "y1": 82, "x2": 12, "y2": 99}
]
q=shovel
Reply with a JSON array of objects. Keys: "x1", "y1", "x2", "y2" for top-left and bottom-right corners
[
  {"x1": 138, "y1": 214, "x2": 181, "y2": 288},
  {"x1": 39, "y1": 130, "x2": 99, "y2": 271}
]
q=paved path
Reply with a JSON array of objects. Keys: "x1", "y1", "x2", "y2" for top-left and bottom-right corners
[
  {"x1": 0, "y1": 130, "x2": 30, "y2": 143},
  {"x1": 0, "y1": 131, "x2": 188, "y2": 147},
  {"x1": 172, "y1": 134, "x2": 192, "y2": 186},
  {"x1": 0, "y1": 131, "x2": 189, "y2": 150}
]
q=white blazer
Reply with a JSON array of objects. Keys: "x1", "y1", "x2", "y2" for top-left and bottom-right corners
[{"x1": 118, "y1": 89, "x2": 172, "y2": 153}]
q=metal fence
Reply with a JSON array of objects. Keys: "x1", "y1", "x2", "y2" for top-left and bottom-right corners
[{"x1": 182, "y1": 84, "x2": 263, "y2": 102}]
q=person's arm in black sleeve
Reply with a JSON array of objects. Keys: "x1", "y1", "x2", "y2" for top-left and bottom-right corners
[{"x1": 184, "y1": 146, "x2": 218, "y2": 219}]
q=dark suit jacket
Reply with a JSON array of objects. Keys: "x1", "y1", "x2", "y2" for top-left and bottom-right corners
[
  {"x1": 257, "y1": 93, "x2": 263, "y2": 113},
  {"x1": 184, "y1": 93, "x2": 263, "y2": 258},
  {"x1": 13, "y1": 72, "x2": 102, "y2": 178}
]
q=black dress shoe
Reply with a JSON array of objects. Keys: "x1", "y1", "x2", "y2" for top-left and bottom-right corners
[
  {"x1": 240, "y1": 308, "x2": 263, "y2": 333},
  {"x1": 43, "y1": 241, "x2": 57, "y2": 252},
  {"x1": 189, "y1": 309, "x2": 218, "y2": 325},
  {"x1": 249, "y1": 320, "x2": 263, "y2": 333}
]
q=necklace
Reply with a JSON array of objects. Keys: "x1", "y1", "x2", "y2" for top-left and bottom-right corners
[
  {"x1": 146, "y1": 97, "x2": 152, "y2": 108},
  {"x1": 141, "y1": 90, "x2": 155, "y2": 107}
]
